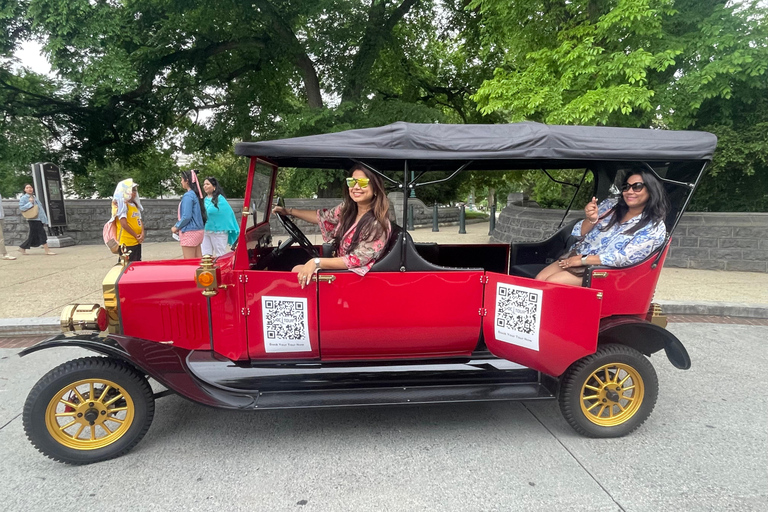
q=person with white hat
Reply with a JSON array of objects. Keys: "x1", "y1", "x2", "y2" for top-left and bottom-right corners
[{"x1": 111, "y1": 179, "x2": 145, "y2": 262}]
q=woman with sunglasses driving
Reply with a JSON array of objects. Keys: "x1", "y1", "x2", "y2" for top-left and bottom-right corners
[
  {"x1": 536, "y1": 168, "x2": 669, "y2": 286},
  {"x1": 272, "y1": 165, "x2": 390, "y2": 287}
]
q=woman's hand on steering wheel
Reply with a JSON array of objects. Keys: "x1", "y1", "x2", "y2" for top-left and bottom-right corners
[{"x1": 273, "y1": 209, "x2": 319, "y2": 258}]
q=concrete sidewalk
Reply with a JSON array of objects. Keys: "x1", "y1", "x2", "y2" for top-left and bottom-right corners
[{"x1": 1, "y1": 220, "x2": 767, "y2": 335}]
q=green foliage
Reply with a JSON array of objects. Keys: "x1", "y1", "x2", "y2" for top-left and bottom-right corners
[
  {"x1": 190, "y1": 152, "x2": 249, "y2": 199},
  {"x1": 0, "y1": 115, "x2": 56, "y2": 198},
  {"x1": 470, "y1": 0, "x2": 768, "y2": 211},
  {"x1": 68, "y1": 146, "x2": 178, "y2": 198},
  {"x1": 411, "y1": 171, "x2": 470, "y2": 205},
  {"x1": 464, "y1": 210, "x2": 489, "y2": 220},
  {"x1": 3, "y1": 0, "x2": 500, "y2": 199},
  {"x1": 470, "y1": 0, "x2": 679, "y2": 126},
  {"x1": 1, "y1": 0, "x2": 766, "y2": 212},
  {"x1": 689, "y1": 122, "x2": 768, "y2": 212}
]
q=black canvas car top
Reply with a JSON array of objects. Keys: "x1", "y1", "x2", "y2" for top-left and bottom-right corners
[{"x1": 234, "y1": 122, "x2": 718, "y2": 165}]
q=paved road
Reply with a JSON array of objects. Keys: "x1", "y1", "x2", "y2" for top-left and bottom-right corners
[{"x1": 1, "y1": 323, "x2": 766, "y2": 512}]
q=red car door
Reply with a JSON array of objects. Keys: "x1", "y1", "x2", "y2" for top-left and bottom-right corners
[
  {"x1": 317, "y1": 270, "x2": 484, "y2": 360},
  {"x1": 244, "y1": 270, "x2": 321, "y2": 360},
  {"x1": 482, "y1": 273, "x2": 603, "y2": 377}
]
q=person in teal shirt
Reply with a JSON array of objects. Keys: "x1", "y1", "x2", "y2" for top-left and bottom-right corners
[{"x1": 201, "y1": 177, "x2": 240, "y2": 257}]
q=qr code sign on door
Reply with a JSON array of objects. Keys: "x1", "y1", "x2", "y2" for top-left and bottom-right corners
[
  {"x1": 261, "y1": 296, "x2": 312, "y2": 353},
  {"x1": 494, "y1": 283, "x2": 543, "y2": 351}
]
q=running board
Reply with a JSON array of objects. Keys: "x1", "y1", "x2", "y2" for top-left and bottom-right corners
[{"x1": 249, "y1": 382, "x2": 555, "y2": 410}]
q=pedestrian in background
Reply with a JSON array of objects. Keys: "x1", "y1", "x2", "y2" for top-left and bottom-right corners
[
  {"x1": 111, "y1": 179, "x2": 144, "y2": 262},
  {"x1": 171, "y1": 169, "x2": 207, "y2": 259},
  {"x1": 18, "y1": 184, "x2": 56, "y2": 256},
  {"x1": 202, "y1": 176, "x2": 239, "y2": 257},
  {"x1": 0, "y1": 193, "x2": 17, "y2": 260}
]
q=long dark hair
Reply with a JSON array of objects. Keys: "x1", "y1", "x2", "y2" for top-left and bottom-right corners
[
  {"x1": 181, "y1": 169, "x2": 208, "y2": 224},
  {"x1": 334, "y1": 165, "x2": 389, "y2": 253},
  {"x1": 601, "y1": 168, "x2": 669, "y2": 235},
  {"x1": 204, "y1": 176, "x2": 224, "y2": 209}
]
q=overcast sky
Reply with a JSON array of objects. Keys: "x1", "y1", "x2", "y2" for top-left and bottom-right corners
[{"x1": 15, "y1": 41, "x2": 51, "y2": 75}]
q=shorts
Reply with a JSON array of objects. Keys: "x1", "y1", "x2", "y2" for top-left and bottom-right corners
[{"x1": 179, "y1": 229, "x2": 204, "y2": 247}]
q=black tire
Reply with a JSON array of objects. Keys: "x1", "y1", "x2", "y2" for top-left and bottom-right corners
[
  {"x1": 558, "y1": 344, "x2": 658, "y2": 438},
  {"x1": 23, "y1": 356, "x2": 155, "y2": 465}
]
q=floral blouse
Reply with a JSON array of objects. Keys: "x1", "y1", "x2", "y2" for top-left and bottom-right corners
[
  {"x1": 317, "y1": 204, "x2": 391, "y2": 276},
  {"x1": 570, "y1": 197, "x2": 666, "y2": 267}
]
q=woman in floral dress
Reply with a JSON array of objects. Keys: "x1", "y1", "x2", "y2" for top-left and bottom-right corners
[
  {"x1": 273, "y1": 165, "x2": 390, "y2": 287},
  {"x1": 537, "y1": 168, "x2": 670, "y2": 286}
]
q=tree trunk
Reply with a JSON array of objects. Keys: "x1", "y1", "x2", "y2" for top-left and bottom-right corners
[
  {"x1": 255, "y1": 0, "x2": 323, "y2": 109},
  {"x1": 341, "y1": 0, "x2": 420, "y2": 103}
]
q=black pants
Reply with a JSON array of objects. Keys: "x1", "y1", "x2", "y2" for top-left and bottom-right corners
[
  {"x1": 117, "y1": 244, "x2": 142, "y2": 263},
  {"x1": 19, "y1": 220, "x2": 47, "y2": 249}
]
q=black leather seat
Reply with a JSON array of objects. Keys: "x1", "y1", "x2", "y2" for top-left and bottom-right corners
[{"x1": 509, "y1": 263, "x2": 548, "y2": 279}]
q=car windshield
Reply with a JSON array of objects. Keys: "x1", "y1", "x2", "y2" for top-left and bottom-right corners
[{"x1": 246, "y1": 160, "x2": 274, "y2": 230}]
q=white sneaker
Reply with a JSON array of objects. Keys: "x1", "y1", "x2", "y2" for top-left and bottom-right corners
[{"x1": 3, "y1": 254, "x2": 17, "y2": 260}]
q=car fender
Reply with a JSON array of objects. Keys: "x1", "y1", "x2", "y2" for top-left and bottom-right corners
[
  {"x1": 598, "y1": 316, "x2": 691, "y2": 370},
  {"x1": 19, "y1": 333, "x2": 254, "y2": 409}
]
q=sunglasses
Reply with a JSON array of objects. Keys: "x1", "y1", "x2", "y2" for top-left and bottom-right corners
[
  {"x1": 621, "y1": 182, "x2": 646, "y2": 193},
  {"x1": 346, "y1": 177, "x2": 370, "y2": 188}
]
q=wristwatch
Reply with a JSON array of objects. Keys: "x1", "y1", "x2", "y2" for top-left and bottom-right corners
[
  {"x1": 313, "y1": 257, "x2": 321, "y2": 269},
  {"x1": 581, "y1": 255, "x2": 589, "y2": 266}
]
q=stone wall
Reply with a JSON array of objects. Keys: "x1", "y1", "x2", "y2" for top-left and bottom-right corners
[
  {"x1": 492, "y1": 204, "x2": 583, "y2": 244},
  {"x1": 492, "y1": 202, "x2": 768, "y2": 273},
  {"x1": 1, "y1": 194, "x2": 461, "y2": 245},
  {"x1": 664, "y1": 213, "x2": 768, "y2": 272},
  {"x1": 1, "y1": 198, "x2": 244, "y2": 246}
]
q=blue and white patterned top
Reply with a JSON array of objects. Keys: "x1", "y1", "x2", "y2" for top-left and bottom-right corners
[{"x1": 570, "y1": 197, "x2": 666, "y2": 267}]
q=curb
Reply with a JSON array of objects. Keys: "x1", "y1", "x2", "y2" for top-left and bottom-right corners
[
  {"x1": 0, "y1": 317, "x2": 59, "y2": 337},
  {"x1": 656, "y1": 300, "x2": 768, "y2": 319}
]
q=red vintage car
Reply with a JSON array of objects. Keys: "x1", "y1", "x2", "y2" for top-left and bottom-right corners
[{"x1": 21, "y1": 122, "x2": 717, "y2": 464}]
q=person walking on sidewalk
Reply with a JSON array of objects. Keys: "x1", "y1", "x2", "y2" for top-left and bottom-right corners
[
  {"x1": 0, "y1": 193, "x2": 17, "y2": 260},
  {"x1": 18, "y1": 184, "x2": 56, "y2": 256}
]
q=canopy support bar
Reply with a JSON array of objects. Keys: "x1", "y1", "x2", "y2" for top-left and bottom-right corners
[
  {"x1": 352, "y1": 160, "x2": 399, "y2": 185},
  {"x1": 558, "y1": 170, "x2": 589, "y2": 229},
  {"x1": 412, "y1": 161, "x2": 473, "y2": 188}
]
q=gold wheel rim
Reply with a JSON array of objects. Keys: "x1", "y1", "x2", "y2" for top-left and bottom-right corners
[
  {"x1": 45, "y1": 378, "x2": 135, "y2": 450},
  {"x1": 580, "y1": 363, "x2": 645, "y2": 427}
]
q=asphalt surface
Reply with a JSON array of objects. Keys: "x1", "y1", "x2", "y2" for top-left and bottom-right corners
[{"x1": 1, "y1": 322, "x2": 766, "y2": 511}]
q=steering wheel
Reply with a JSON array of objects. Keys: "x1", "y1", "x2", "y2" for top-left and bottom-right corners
[{"x1": 273, "y1": 213, "x2": 319, "y2": 258}]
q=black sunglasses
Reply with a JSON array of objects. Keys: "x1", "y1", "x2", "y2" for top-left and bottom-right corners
[{"x1": 621, "y1": 182, "x2": 646, "y2": 192}]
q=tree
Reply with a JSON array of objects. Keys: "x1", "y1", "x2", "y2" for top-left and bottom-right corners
[
  {"x1": 469, "y1": 0, "x2": 768, "y2": 211},
  {"x1": 2, "y1": 0, "x2": 499, "y2": 197}
]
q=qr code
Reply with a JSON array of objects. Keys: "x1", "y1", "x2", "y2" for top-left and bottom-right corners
[
  {"x1": 496, "y1": 286, "x2": 540, "y2": 336},
  {"x1": 263, "y1": 298, "x2": 306, "y2": 341}
]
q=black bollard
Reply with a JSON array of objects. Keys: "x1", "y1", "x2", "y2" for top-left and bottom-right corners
[
  {"x1": 459, "y1": 205, "x2": 466, "y2": 234},
  {"x1": 489, "y1": 203, "x2": 496, "y2": 235},
  {"x1": 432, "y1": 204, "x2": 439, "y2": 232},
  {"x1": 407, "y1": 204, "x2": 415, "y2": 230}
]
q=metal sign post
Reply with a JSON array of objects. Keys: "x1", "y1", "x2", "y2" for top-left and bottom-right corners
[{"x1": 30, "y1": 162, "x2": 76, "y2": 247}]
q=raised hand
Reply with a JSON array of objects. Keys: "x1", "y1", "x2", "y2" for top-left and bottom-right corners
[{"x1": 584, "y1": 197, "x2": 599, "y2": 225}]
